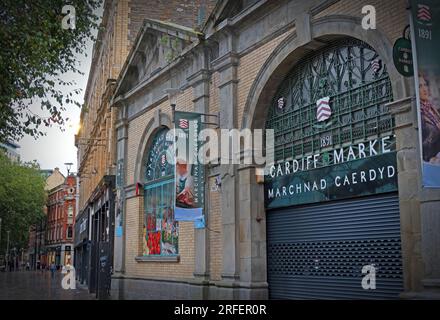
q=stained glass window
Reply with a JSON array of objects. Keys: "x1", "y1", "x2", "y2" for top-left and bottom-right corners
[{"x1": 143, "y1": 128, "x2": 178, "y2": 256}]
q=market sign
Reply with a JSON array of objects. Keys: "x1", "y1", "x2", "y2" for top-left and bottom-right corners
[
  {"x1": 265, "y1": 136, "x2": 397, "y2": 209},
  {"x1": 393, "y1": 36, "x2": 414, "y2": 77},
  {"x1": 410, "y1": 0, "x2": 440, "y2": 188},
  {"x1": 173, "y1": 111, "x2": 205, "y2": 226}
]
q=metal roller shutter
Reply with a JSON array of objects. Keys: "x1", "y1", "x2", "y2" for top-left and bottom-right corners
[{"x1": 267, "y1": 192, "x2": 403, "y2": 299}]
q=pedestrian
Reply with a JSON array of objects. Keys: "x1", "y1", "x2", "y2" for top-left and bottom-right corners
[
  {"x1": 50, "y1": 262, "x2": 56, "y2": 278},
  {"x1": 26, "y1": 262, "x2": 30, "y2": 271}
]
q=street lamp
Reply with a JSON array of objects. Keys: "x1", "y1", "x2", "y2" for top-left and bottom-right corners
[
  {"x1": 64, "y1": 162, "x2": 73, "y2": 176},
  {"x1": 165, "y1": 88, "x2": 182, "y2": 121},
  {"x1": 0, "y1": 217, "x2": 2, "y2": 254},
  {"x1": 6, "y1": 231, "x2": 9, "y2": 271}
]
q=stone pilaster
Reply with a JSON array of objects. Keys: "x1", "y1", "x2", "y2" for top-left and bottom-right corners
[
  {"x1": 212, "y1": 29, "x2": 240, "y2": 298},
  {"x1": 389, "y1": 96, "x2": 440, "y2": 299},
  {"x1": 112, "y1": 102, "x2": 129, "y2": 274},
  {"x1": 187, "y1": 48, "x2": 212, "y2": 291},
  {"x1": 237, "y1": 165, "x2": 268, "y2": 299}
]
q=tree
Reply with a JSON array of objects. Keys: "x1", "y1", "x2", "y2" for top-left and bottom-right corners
[
  {"x1": 0, "y1": 152, "x2": 46, "y2": 253},
  {"x1": 0, "y1": 0, "x2": 101, "y2": 142}
]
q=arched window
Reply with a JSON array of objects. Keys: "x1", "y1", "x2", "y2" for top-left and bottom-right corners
[
  {"x1": 143, "y1": 128, "x2": 178, "y2": 256},
  {"x1": 266, "y1": 38, "x2": 394, "y2": 162}
]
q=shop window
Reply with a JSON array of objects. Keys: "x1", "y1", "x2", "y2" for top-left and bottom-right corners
[
  {"x1": 67, "y1": 226, "x2": 73, "y2": 239},
  {"x1": 143, "y1": 128, "x2": 178, "y2": 256}
]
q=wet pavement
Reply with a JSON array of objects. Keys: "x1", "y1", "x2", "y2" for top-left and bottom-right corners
[{"x1": 0, "y1": 270, "x2": 96, "y2": 300}]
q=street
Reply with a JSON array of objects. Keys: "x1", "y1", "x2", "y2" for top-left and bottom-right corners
[{"x1": 0, "y1": 270, "x2": 95, "y2": 300}]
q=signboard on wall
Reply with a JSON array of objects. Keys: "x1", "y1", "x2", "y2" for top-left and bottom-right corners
[
  {"x1": 173, "y1": 111, "x2": 205, "y2": 225},
  {"x1": 265, "y1": 136, "x2": 398, "y2": 209},
  {"x1": 410, "y1": 0, "x2": 440, "y2": 187}
]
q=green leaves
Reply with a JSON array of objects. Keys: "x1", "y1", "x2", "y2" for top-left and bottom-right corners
[
  {"x1": 0, "y1": 0, "x2": 102, "y2": 142},
  {"x1": 0, "y1": 152, "x2": 46, "y2": 251}
]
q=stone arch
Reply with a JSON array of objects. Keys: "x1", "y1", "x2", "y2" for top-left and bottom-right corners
[
  {"x1": 237, "y1": 15, "x2": 413, "y2": 298},
  {"x1": 133, "y1": 110, "x2": 172, "y2": 185},
  {"x1": 242, "y1": 15, "x2": 411, "y2": 131}
]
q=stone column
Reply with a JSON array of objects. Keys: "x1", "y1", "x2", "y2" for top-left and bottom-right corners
[
  {"x1": 212, "y1": 29, "x2": 240, "y2": 299},
  {"x1": 389, "y1": 96, "x2": 440, "y2": 299},
  {"x1": 187, "y1": 48, "x2": 211, "y2": 298},
  {"x1": 237, "y1": 165, "x2": 268, "y2": 299},
  {"x1": 112, "y1": 102, "x2": 129, "y2": 275}
]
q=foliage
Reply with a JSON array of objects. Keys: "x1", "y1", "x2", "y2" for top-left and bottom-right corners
[
  {"x1": 0, "y1": 152, "x2": 46, "y2": 252},
  {"x1": 0, "y1": 0, "x2": 102, "y2": 142}
]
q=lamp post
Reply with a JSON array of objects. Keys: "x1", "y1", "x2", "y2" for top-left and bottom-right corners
[
  {"x1": 165, "y1": 88, "x2": 182, "y2": 122},
  {"x1": 0, "y1": 217, "x2": 2, "y2": 255},
  {"x1": 64, "y1": 162, "x2": 73, "y2": 176},
  {"x1": 6, "y1": 230, "x2": 10, "y2": 270}
]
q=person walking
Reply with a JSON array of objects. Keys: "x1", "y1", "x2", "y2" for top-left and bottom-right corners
[{"x1": 50, "y1": 262, "x2": 56, "y2": 279}]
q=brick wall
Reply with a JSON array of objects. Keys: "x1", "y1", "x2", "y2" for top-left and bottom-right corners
[
  {"x1": 236, "y1": 29, "x2": 294, "y2": 127},
  {"x1": 128, "y1": 0, "x2": 218, "y2": 45},
  {"x1": 313, "y1": 0, "x2": 408, "y2": 43},
  {"x1": 208, "y1": 176, "x2": 222, "y2": 281},
  {"x1": 124, "y1": 196, "x2": 195, "y2": 279}
]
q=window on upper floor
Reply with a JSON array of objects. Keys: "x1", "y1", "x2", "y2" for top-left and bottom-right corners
[
  {"x1": 67, "y1": 205, "x2": 73, "y2": 218},
  {"x1": 67, "y1": 226, "x2": 73, "y2": 239}
]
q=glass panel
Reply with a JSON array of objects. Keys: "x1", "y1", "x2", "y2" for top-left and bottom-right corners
[{"x1": 266, "y1": 38, "x2": 394, "y2": 165}]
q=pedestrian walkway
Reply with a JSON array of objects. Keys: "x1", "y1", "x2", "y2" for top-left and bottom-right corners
[{"x1": 0, "y1": 270, "x2": 95, "y2": 300}]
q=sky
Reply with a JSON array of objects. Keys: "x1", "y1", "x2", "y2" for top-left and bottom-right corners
[{"x1": 18, "y1": 7, "x2": 103, "y2": 177}]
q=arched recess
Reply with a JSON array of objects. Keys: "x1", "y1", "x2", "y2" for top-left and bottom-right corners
[
  {"x1": 132, "y1": 110, "x2": 177, "y2": 257},
  {"x1": 242, "y1": 15, "x2": 409, "y2": 131},
  {"x1": 133, "y1": 111, "x2": 172, "y2": 185},
  {"x1": 238, "y1": 15, "x2": 412, "y2": 296}
]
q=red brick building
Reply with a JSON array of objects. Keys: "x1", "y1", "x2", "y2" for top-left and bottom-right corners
[{"x1": 46, "y1": 175, "x2": 77, "y2": 267}]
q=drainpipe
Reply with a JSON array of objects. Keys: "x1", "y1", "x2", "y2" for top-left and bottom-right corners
[{"x1": 74, "y1": 175, "x2": 80, "y2": 265}]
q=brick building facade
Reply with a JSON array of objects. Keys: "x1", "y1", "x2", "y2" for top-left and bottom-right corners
[
  {"x1": 108, "y1": 0, "x2": 440, "y2": 299},
  {"x1": 75, "y1": 0, "x2": 216, "y2": 296},
  {"x1": 46, "y1": 175, "x2": 76, "y2": 268}
]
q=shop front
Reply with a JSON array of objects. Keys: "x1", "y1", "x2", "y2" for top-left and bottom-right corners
[
  {"x1": 74, "y1": 208, "x2": 90, "y2": 285},
  {"x1": 82, "y1": 175, "x2": 115, "y2": 297},
  {"x1": 262, "y1": 38, "x2": 404, "y2": 299}
]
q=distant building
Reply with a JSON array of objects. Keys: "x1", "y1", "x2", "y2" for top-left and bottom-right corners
[
  {"x1": 45, "y1": 167, "x2": 65, "y2": 191},
  {"x1": 28, "y1": 168, "x2": 76, "y2": 269},
  {"x1": 0, "y1": 141, "x2": 20, "y2": 162},
  {"x1": 46, "y1": 175, "x2": 77, "y2": 267},
  {"x1": 40, "y1": 169, "x2": 54, "y2": 180}
]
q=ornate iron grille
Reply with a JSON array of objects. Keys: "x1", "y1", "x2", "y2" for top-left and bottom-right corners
[{"x1": 266, "y1": 38, "x2": 394, "y2": 163}]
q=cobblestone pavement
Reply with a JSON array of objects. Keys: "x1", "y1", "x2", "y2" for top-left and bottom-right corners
[{"x1": 0, "y1": 270, "x2": 96, "y2": 300}]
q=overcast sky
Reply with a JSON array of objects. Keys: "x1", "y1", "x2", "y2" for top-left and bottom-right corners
[{"x1": 18, "y1": 7, "x2": 103, "y2": 176}]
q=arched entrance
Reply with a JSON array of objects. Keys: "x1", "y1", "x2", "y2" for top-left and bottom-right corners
[{"x1": 263, "y1": 37, "x2": 404, "y2": 299}]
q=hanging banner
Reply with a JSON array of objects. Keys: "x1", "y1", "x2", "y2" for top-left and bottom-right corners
[
  {"x1": 410, "y1": 0, "x2": 440, "y2": 187},
  {"x1": 173, "y1": 111, "x2": 205, "y2": 222}
]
